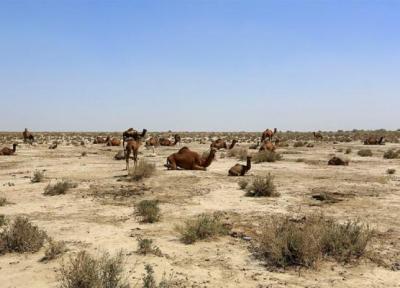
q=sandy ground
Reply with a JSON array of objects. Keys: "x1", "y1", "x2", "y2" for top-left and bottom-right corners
[{"x1": 0, "y1": 138, "x2": 400, "y2": 287}]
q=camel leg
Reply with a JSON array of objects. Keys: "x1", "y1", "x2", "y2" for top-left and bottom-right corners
[
  {"x1": 125, "y1": 150, "x2": 130, "y2": 171},
  {"x1": 164, "y1": 157, "x2": 176, "y2": 170}
]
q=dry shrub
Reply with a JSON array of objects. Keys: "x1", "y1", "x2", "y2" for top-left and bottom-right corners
[
  {"x1": 238, "y1": 179, "x2": 249, "y2": 190},
  {"x1": 31, "y1": 170, "x2": 45, "y2": 183},
  {"x1": 357, "y1": 149, "x2": 373, "y2": 157},
  {"x1": 293, "y1": 141, "x2": 305, "y2": 147},
  {"x1": 345, "y1": 148, "x2": 352, "y2": 154},
  {"x1": 255, "y1": 215, "x2": 371, "y2": 268},
  {"x1": 0, "y1": 216, "x2": 47, "y2": 254},
  {"x1": 135, "y1": 200, "x2": 160, "y2": 223},
  {"x1": 227, "y1": 147, "x2": 248, "y2": 160},
  {"x1": 129, "y1": 160, "x2": 156, "y2": 181},
  {"x1": 44, "y1": 180, "x2": 77, "y2": 196},
  {"x1": 59, "y1": 250, "x2": 129, "y2": 288},
  {"x1": 176, "y1": 213, "x2": 229, "y2": 244},
  {"x1": 387, "y1": 168, "x2": 396, "y2": 175},
  {"x1": 136, "y1": 237, "x2": 162, "y2": 256},
  {"x1": 0, "y1": 215, "x2": 7, "y2": 227},
  {"x1": 246, "y1": 174, "x2": 279, "y2": 197},
  {"x1": 253, "y1": 151, "x2": 282, "y2": 163},
  {"x1": 0, "y1": 197, "x2": 7, "y2": 206},
  {"x1": 41, "y1": 239, "x2": 67, "y2": 262},
  {"x1": 383, "y1": 149, "x2": 400, "y2": 159}
]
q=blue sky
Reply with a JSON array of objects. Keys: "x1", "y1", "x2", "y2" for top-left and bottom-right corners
[{"x1": 0, "y1": 0, "x2": 399, "y2": 131}]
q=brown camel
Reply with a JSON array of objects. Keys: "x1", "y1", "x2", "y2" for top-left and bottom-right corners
[
  {"x1": 328, "y1": 156, "x2": 349, "y2": 166},
  {"x1": 261, "y1": 128, "x2": 277, "y2": 142},
  {"x1": 145, "y1": 137, "x2": 159, "y2": 153},
  {"x1": 210, "y1": 139, "x2": 237, "y2": 150},
  {"x1": 93, "y1": 136, "x2": 107, "y2": 144},
  {"x1": 165, "y1": 147, "x2": 217, "y2": 170},
  {"x1": 364, "y1": 136, "x2": 385, "y2": 145},
  {"x1": 123, "y1": 128, "x2": 147, "y2": 148},
  {"x1": 313, "y1": 132, "x2": 323, "y2": 141},
  {"x1": 0, "y1": 144, "x2": 18, "y2": 156},
  {"x1": 22, "y1": 128, "x2": 34, "y2": 144},
  {"x1": 159, "y1": 134, "x2": 181, "y2": 146},
  {"x1": 228, "y1": 156, "x2": 252, "y2": 176},
  {"x1": 125, "y1": 129, "x2": 147, "y2": 171},
  {"x1": 259, "y1": 141, "x2": 276, "y2": 152},
  {"x1": 106, "y1": 136, "x2": 121, "y2": 146}
]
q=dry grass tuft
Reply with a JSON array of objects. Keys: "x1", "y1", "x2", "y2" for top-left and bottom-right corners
[
  {"x1": 31, "y1": 170, "x2": 45, "y2": 183},
  {"x1": 136, "y1": 237, "x2": 162, "y2": 256},
  {"x1": 253, "y1": 151, "x2": 282, "y2": 163},
  {"x1": 357, "y1": 149, "x2": 373, "y2": 157},
  {"x1": 387, "y1": 168, "x2": 396, "y2": 175},
  {"x1": 41, "y1": 239, "x2": 67, "y2": 262},
  {"x1": 44, "y1": 180, "x2": 77, "y2": 196},
  {"x1": 238, "y1": 179, "x2": 249, "y2": 190},
  {"x1": 135, "y1": 200, "x2": 160, "y2": 223},
  {"x1": 383, "y1": 149, "x2": 400, "y2": 159},
  {"x1": 227, "y1": 147, "x2": 248, "y2": 161},
  {"x1": 129, "y1": 160, "x2": 156, "y2": 181},
  {"x1": 0, "y1": 197, "x2": 8, "y2": 207},
  {"x1": 245, "y1": 174, "x2": 279, "y2": 197},
  {"x1": 0, "y1": 215, "x2": 7, "y2": 227}
]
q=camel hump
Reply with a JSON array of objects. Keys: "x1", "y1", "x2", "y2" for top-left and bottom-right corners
[{"x1": 178, "y1": 147, "x2": 190, "y2": 153}]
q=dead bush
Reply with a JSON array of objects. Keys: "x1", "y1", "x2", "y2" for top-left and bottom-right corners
[
  {"x1": 135, "y1": 200, "x2": 160, "y2": 223},
  {"x1": 59, "y1": 250, "x2": 129, "y2": 288},
  {"x1": 357, "y1": 149, "x2": 373, "y2": 157},
  {"x1": 41, "y1": 239, "x2": 67, "y2": 262},
  {"x1": 129, "y1": 160, "x2": 156, "y2": 181},
  {"x1": 0, "y1": 215, "x2": 7, "y2": 227},
  {"x1": 0, "y1": 197, "x2": 8, "y2": 206},
  {"x1": 44, "y1": 180, "x2": 77, "y2": 196},
  {"x1": 0, "y1": 216, "x2": 47, "y2": 254},
  {"x1": 387, "y1": 168, "x2": 396, "y2": 175},
  {"x1": 245, "y1": 174, "x2": 279, "y2": 197},
  {"x1": 383, "y1": 149, "x2": 400, "y2": 159},
  {"x1": 238, "y1": 179, "x2": 249, "y2": 190},
  {"x1": 253, "y1": 151, "x2": 282, "y2": 163},
  {"x1": 136, "y1": 237, "x2": 162, "y2": 256},
  {"x1": 293, "y1": 141, "x2": 305, "y2": 147},
  {"x1": 176, "y1": 213, "x2": 229, "y2": 244},
  {"x1": 345, "y1": 148, "x2": 352, "y2": 154},
  {"x1": 227, "y1": 147, "x2": 248, "y2": 161},
  {"x1": 31, "y1": 170, "x2": 45, "y2": 183}
]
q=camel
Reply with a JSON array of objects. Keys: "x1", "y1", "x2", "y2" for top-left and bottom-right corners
[
  {"x1": 313, "y1": 132, "x2": 323, "y2": 141},
  {"x1": 0, "y1": 144, "x2": 18, "y2": 156},
  {"x1": 165, "y1": 147, "x2": 217, "y2": 170},
  {"x1": 124, "y1": 129, "x2": 147, "y2": 171},
  {"x1": 22, "y1": 128, "x2": 34, "y2": 144},
  {"x1": 145, "y1": 137, "x2": 159, "y2": 153},
  {"x1": 364, "y1": 136, "x2": 385, "y2": 145},
  {"x1": 106, "y1": 136, "x2": 121, "y2": 146},
  {"x1": 210, "y1": 139, "x2": 237, "y2": 150},
  {"x1": 328, "y1": 156, "x2": 349, "y2": 166},
  {"x1": 123, "y1": 128, "x2": 147, "y2": 149},
  {"x1": 259, "y1": 141, "x2": 276, "y2": 152},
  {"x1": 159, "y1": 134, "x2": 181, "y2": 146},
  {"x1": 228, "y1": 156, "x2": 252, "y2": 176},
  {"x1": 261, "y1": 128, "x2": 277, "y2": 142},
  {"x1": 93, "y1": 136, "x2": 107, "y2": 144}
]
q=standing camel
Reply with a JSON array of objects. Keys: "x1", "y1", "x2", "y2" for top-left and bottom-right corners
[
  {"x1": 228, "y1": 156, "x2": 252, "y2": 176},
  {"x1": 22, "y1": 128, "x2": 34, "y2": 144},
  {"x1": 261, "y1": 128, "x2": 277, "y2": 142},
  {"x1": 125, "y1": 129, "x2": 147, "y2": 171},
  {"x1": 123, "y1": 128, "x2": 147, "y2": 150},
  {"x1": 313, "y1": 132, "x2": 323, "y2": 141},
  {"x1": 0, "y1": 144, "x2": 18, "y2": 156},
  {"x1": 165, "y1": 147, "x2": 217, "y2": 170}
]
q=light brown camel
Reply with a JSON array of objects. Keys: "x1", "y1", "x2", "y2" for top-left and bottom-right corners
[
  {"x1": 328, "y1": 156, "x2": 349, "y2": 166},
  {"x1": 159, "y1": 134, "x2": 181, "y2": 146},
  {"x1": 0, "y1": 144, "x2": 18, "y2": 156},
  {"x1": 261, "y1": 128, "x2": 277, "y2": 142},
  {"x1": 164, "y1": 147, "x2": 217, "y2": 170},
  {"x1": 145, "y1": 137, "x2": 159, "y2": 153},
  {"x1": 259, "y1": 141, "x2": 276, "y2": 152},
  {"x1": 364, "y1": 136, "x2": 385, "y2": 145},
  {"x1": 123, "y1": 128, "x2": 147, "y2": 148},
  {"x1": 93, "y1": 136, "x2": 107, "y2": 144},
  {"x1": 210, "y1": 139, "x2": 237, "y2": 150},
  {"x1": 228, "y1": 156, "x2": 252, "y2": 176},
  {"x1": 106, "y1": 136, "x2": 121, "y2": 146},
  {"x1": 22, "y1": 128, "x2": 34, "y2": 144},
  {"x1": 125, "y1": 129, "x2": 147, "y2": 171},
  {"x1": 313, "y1": 132, "x2": 323, "y2": 141}
]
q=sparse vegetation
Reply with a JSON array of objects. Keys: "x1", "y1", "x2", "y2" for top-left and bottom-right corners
[
  {"x1": 136, "y1": 237, "x2": 162, "y2": 256},
  {"x1": 253, "y1": 150, "x2": 282, "y2": 163},
  {"x1": 44, "y1": 180, "x2": 77, "y2": 196},
  {"x1": 135, "y1": 200, "x2": 160, "y2": 223},
  {"x1": 81, "y1": 151, "x2": 87, "y2": 157},
  {"x1": 59, "y1": 250, "x2": 129, "y2": 288},
  {"x1": 0, "y1": 216, "x2": 47, "y2": 254},
  {"x1": 227, "y1": 147, "x2": 248, "y2": 160},
  {"x1": 358, "y1": 149, "x2": 373, "y2": 157},
  {"x1": 387, "y1": 168, "x2": 396, "y2": 175},
  {"x1": 383, "y1": 149, "x2": 400, "y2": 159},
  {"x1": 345, "y1": 148, "x2": 352, "y2": 154},
  {"x1": 254, "y1": 215, "x2": 371, "y2": 268},
  {"x1": 0, "y1": 197, "x2": 7, "y2": 206},
  {"x1": 238, "y1": 179, "x2": 249, "y2": 190},
  {"x1": 129, "y1": 160, "x2": 156, "y2": 181},
  {"x1": 293, "y1": 141, "x2": 305, "y2": 147},
  {"x1": 176, "y1": 213, "x2": 229, "y2": 244},
  {"x1": 41, "y1": 239, "x2": 67, "y2": 262},
  {"x1": 0, "y1": 215, "x2": 7, "y2": 227},
  {"x1": 245, "y1": 173, "x2": 279, "y2": 197},
  {"x1": 31, "y1": 170, "x2": 45, "y2": 183}
]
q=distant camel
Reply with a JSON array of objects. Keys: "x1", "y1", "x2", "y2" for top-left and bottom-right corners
[
  {"x1": 125, "y1": 129, "x2": 147, "y2": 170},
  {"x1": 165, "y1": 147, "x2": 217, "y2": 170},
  {"x1": 159, "y1": 134, "x2": 181, "y2": 146},
  {"x1": 313, "y1": 132, "x2": 323, "y2": 141},
  {"x1": 93, "y1": 136, "x2": 107, "y2": 144},
  {"x1": 259, "y1": 141, "x2": 276, "y2": 152},
  {"x1": 106, "y1": 136, "x2": 121, "y2": 146},
  {"x1": 364, "y1": 136, "x2": 385, "y2": 145},
  {"x1": 22, "y1": 128, "x2": 34, "y2": 144},
  {"x1": 123, "y1": 128, "x2": 147, "y2": 149},
  {"x1": 261, "y1": 128, "x2": 277, "y2": 142},
  {"x1": 0, "y1": 144, "x2": 18, "y2": 156},
  {"x1": 145, "y1": 137, "x2": 159, "y2": 153},
  {"x1": 210, "y1": 139, "x2": 237, "y2": 150},
  {"x1": 328, "y1": 156, "x2": 349, "y2": 166},
  {"x1": 228, "y1": 156, "x2": 252, "y2": 176}
]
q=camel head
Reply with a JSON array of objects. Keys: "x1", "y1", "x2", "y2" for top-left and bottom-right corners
[
  {"x1": 12, "y1": 143, "x2": 18, "y2": 151},
  {"x1": 140, "y1": 129, "x2": 147, "y2": 138},
  {"x1": 379, "y1": 136, "x2": 385, "y2": 144}
]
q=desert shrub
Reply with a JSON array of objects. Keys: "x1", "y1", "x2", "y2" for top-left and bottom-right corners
[
  {"x1": 59, "y1": 250, "x2": 128, "y2": 288},
  {"x1": 31, "y1": 170, "x2": 45, "y2": 183},
  {"x1": 254, "y1": 215, "x2": 371, "y2": 268},
  {"x1": 245, "y1": 174, "x2": 279, "y2": 197},
  {"x1": 0, "y1": 215, "x2": 7, "y2": 227},
  {"x1": 253, "y1": 151, "x2": 282, "y2": 163},
  {"x1": 337, "y1": 148, "x2": 343, "y2": 153},
  {"x1": 357, "y1": 149, "x2": 373, "y2": 157},
  {"x1": 44, "y1": 180, "x2": 77, "y2": 196},
  {"x1": 383, "y1": 149, "x2": 400, "y2": 159},
  {"x1": 0, "y1": 216, "x2": 47, "y2": 253},
  {"x1": 345, "y1": 148, "x2": 352, "y2": 154},
  {"x1": 296, "y1": 158, "x2": 304, "y2": 162},
  {"x1": 0, "y1": 197, "x2": 7, "y2": 206},
  {"x1": 219, "y1": 152, "x2": 226, "y2": 159},
  {"x1": 129, "y1": 160, "x2": 156, "y2": 181},
  {"x1": 227, "y1": 147, "x2": 248, "y2": 161},
  {"x1": 81, "y1": 151, "x2": 87, "y2": 157},
  {"x1": 293, "y1": 141, "x2": 305, "y2": 147},
  {"x1": 176, "y1": 213, "x2": 229, "y2": 244},
  {"x1": 387, "y1": 168, "x2": 396, "y2": 175},
  {"x1": 238, "y1": 179, "x2": 249, "y2": 190},
  {"x1": 136, "y1": 237, "x2": 162, "y2": 256},
  {"x1": 135, "y1": 200, "x2": 160, "y2": 223},
  {"x1": 41, "y1": 239, "x2": 67, "y2": 262},
  {"x1": 142, "y1": 264, "x2": 156, "y2": 288}
]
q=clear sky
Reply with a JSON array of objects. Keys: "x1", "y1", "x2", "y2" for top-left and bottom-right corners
[{"x1": 0, "y1": 0, "x2": 399, "y2": 132}]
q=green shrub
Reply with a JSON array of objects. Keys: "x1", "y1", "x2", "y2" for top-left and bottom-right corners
[
  {"x1": 44, "y1": 180, "x2": 77, "y2": 196},
  {"x1": 135, "y1": 200, "x2": 160, "y2": 223},
  {"x1": 357, "y1": 149, "x2": 373, "y2": 157},
  {"x1": 129, "y1": 160, "x2": 156, "y2": 181},
  {"x1": 253, "y1": 151, "x2": 282, "y2": 163},
  {"x1": 245, "y1": 174, "x2": 279, "y2": 197}
]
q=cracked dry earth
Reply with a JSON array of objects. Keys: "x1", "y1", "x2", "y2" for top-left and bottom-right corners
[{"x1": 0, "y1": 139, "x2": 400, "y2": 287}]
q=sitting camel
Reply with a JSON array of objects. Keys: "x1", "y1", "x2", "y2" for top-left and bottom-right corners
[
  {"x1": 313, "y1": 132, "x2": 323, "y2": 141},
  {"x1": 259, "y1": 141, "x2": 276, "y2": 152},
  {"x1": 22, "y1": 128, "x2": 34, "y2": 144},
  {"x1": 159, "y1": 134, "x2": 181, "y2": 146},
  {"x1": 228, "y1": 156, "x2": 252, "y2": 176},
  {"x1": 0, "y1": 144, "x2": 18, "y2": 156},
  {"x1": 328, "y1": 156, "x2": 349, "y2": 166},
  {"x1": 210, "y1": 139, "x2": 237, "y2": 150},
  {"x1": 165, "y1": 147, "x2": 217, "y2": 170},
  {"x1": 125, "y1": 129, "x2": 147, "y2": 170},
  {"x1": 364, "y1": 136, "x2": 385, "y2": 145},
  {"x1": 106, "y1": 136, "x2": 121, "y2": 146},
  {"x1": 261, "y1": 128, "x2": 277, "y2": 142},
  {"x1": 93, "y1": 136, "x2": 107, "y2": 144}
]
